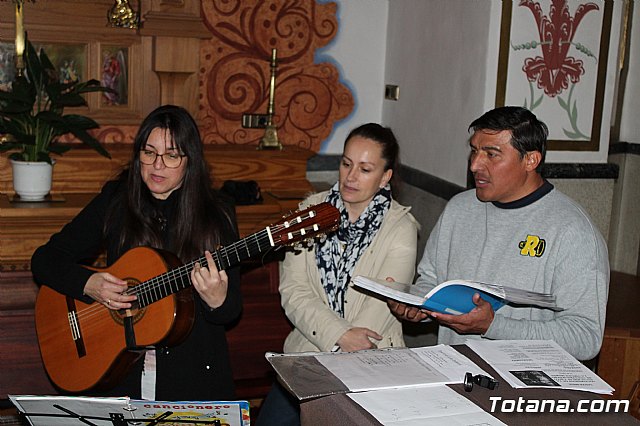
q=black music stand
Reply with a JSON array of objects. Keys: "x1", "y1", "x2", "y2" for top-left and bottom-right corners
[{"x1": 9, "y1": 395, "x2": 249, "y2": 426}]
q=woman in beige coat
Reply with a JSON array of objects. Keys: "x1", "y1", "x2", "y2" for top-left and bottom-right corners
[{"x1": 257, "y1": 123, "x2": 418, "y2": 426}]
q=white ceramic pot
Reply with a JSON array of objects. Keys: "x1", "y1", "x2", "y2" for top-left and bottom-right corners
[{"x1": 10, "y1": 159, "x2": 55, "y2": 201}]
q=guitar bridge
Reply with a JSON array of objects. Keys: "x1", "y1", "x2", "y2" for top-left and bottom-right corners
[{"x1": 66, "y1": 296, "x2": 86, "y2": 358}]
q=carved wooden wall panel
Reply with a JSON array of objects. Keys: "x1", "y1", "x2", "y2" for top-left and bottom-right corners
[
  {"x1": 198, "y1": 0, "x2": 354, "y2": 150},
  {"x1": 1, "y1": 1, "x2": 353, "y2": 151}
]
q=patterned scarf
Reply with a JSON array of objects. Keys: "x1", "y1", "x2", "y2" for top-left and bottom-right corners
[{"x1": 315, "y1": 182, "x2": 391, "y2": 317}]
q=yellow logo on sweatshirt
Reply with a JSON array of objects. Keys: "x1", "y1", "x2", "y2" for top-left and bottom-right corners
[{"x1": 519, "y1": 235, "x2": 545, "y2": 257}]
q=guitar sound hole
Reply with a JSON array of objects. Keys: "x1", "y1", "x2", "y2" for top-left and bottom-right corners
[
  {"x1": 109, "y1": 306, "x2": 146, "y2": 326},
  {"x1": 107, "y1": 278, "x2": 146, "y2": 326}
]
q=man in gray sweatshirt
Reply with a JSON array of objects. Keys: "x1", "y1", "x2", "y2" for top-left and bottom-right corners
[{"x1": 388, "y1": 106, "x2": 609, "y2": 361}]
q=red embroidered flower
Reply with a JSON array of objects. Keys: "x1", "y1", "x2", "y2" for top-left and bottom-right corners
[{"x1": 519, "y1": 0, "x2": 599, "y2": 97}]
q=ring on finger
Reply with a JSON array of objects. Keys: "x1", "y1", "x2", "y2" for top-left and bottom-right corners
[{"x1": 107, "y1": 299, "x2": 111, "y2": 306}]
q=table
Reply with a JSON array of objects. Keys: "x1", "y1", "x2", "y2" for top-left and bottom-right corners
[{"x1": 299, "y1": 346, "x2": 640, "y2": 425}]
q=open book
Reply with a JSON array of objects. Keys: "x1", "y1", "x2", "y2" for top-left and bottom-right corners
[{"x1": 352, "y1": 276, "x2": 562, "y2": 315}]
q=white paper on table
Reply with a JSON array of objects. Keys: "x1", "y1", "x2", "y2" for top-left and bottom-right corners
[
  {"x1": 348, "y1": 385, "x2": 507, "y2": 426},
  {"x1": 314, "y1": 345, "x2": 492, "y2": 392},
  {"x1": 410, "y1": 344, "x2": 491, "y2": 382},
  {"x1": 465, "y1": 339, "x2": 614, "y2": 394}
]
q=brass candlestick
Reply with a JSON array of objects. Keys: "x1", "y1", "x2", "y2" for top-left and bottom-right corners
[
  {"x1": 14, "y1": 0, "x2": 25, "y2": 76},
  {"x1": 258, "y1": 48, "x2": 283, "y2": 150}
]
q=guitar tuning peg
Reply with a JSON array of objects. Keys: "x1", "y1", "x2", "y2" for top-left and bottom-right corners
[{"x1": 282, "y1": 210, "x2": 292, "y2": 219}]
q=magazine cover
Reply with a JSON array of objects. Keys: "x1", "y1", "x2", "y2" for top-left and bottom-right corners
[{"x1": 9, "y1": 395, "x2": 250, "y2": 426}]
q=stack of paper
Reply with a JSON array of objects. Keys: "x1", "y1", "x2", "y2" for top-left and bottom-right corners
[
  {"x1": 266, "y1": 345, "x2": 493, "y2": 400},
  {"x1": 465, "y1": 339, "x2": 614, "y2": 394}
]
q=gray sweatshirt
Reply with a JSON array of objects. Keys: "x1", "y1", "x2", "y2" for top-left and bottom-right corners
[{"x1": 415, "y1": 184, "x2": 609, "y2": 361}]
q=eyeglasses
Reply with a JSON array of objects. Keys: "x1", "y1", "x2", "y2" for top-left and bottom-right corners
[{"x1": 139, "y1": 150, "x2": 186, "y2": 168}]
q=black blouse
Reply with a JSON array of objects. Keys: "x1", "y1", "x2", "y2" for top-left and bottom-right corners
[{"x1": 31, "y1": 178, "x2": 242, "y2": 400}]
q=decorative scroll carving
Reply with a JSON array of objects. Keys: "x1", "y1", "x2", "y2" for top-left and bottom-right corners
[
  {"x1": 198, "y1": 0, "x2": 353, "y2": 151},
  {"x1": 58, "y1": 126, "x2": 138, "y2": 145}
]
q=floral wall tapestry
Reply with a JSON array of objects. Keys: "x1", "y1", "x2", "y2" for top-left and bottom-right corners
[
  {"x1": 496, "y1": 0, "x2": 612, "y2": 151},
  {"x1": 198, "y1": 0, "x2": 354, "y2": 151}
]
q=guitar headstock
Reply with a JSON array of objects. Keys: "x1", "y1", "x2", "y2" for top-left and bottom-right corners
[{"x1": 270, "y1": 202, "x2": 340, "y2": 246}]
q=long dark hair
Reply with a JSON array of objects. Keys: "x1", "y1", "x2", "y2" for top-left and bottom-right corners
[{"x1": 107, "y1": 105, "x2": 235, "y2": 261}]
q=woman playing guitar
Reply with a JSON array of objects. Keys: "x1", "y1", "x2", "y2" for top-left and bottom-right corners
[{"x1": 31, "y1": 105, "x2": 243, "y2": 401}]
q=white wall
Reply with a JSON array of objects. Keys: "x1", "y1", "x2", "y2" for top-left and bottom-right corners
[
  {"x1": 619, "y1": 2, "x2": 640, "y2": 144},
  {"x1": 316, "y1": 0, "x2": 389, "y2": 153},
  {"x1": 318, "y1": 0, "x2": 497, "y2": 186},
  {"x1": 383, "y1": 0, "x2": 494, "y2": 187},
  {"x1": 318, "y1": 0, "x2": 631, "y2": 186}
]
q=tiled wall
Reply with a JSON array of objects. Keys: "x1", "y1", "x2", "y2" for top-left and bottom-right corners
[
  {"x1": 608, "y1": 145, "x2": 640, "y2": 275},
  {"x1": 548, "y1": 179, "x2": 614, "y2": 244}
]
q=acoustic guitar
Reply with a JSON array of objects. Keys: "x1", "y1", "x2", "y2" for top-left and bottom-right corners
[{"x1": 35, "y1": 202, "x2": 339, "y2": 393}]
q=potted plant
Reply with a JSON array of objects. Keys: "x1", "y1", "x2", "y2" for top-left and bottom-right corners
[{"x1": 0, "y1": 39, "x2": 112, "y2": 201}]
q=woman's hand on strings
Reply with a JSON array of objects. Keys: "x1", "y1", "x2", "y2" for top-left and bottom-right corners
[
  {"x1": 192, "y1": 250, "x2": 228, "y2": 310},
  {"x1": 84, "y1": 272, "x2": 135, "y2": 310}
]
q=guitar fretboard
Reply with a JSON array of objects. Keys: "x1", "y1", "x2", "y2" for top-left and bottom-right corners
[{"x1": 132, "y1": 227, "x2": 273, "y2": 308}]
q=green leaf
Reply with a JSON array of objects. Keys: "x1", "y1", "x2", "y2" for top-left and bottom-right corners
[
  {"x1": 563, "y1": 129, "x2": 580, "y2": 139},
  {"x1": 47, "y1": 144, "x2": 72, "y2": 155},
  {"x1": 532, "y1": 95, "x2": 544, "y2": 109},
  {"x1": 0, "y1": 128, "x2": 36, "y2": 145},
  {"x1": 24, "y1": 41, "x2": 44, "y2": 89},
  {"x1": 0, "y1": 141, "x2": 24, "y2": 152},
  {"x1": 55, "y1": 92, "x2": 88, "y2": 108},
  {"x1": 557, "y1": 96, "x2": 568, "y2": 110},
  {"x1": 66, "y1": 126, "x2": 111, "y2": 159},
  {"x1": 63, "y1": 114, "x2": 100, "y2": 130},
  {"x1": 38, "y1": 46, "x2": 57, "y2": 77},
  {"x1": 0, "y1": 37, "x2": 111, "y2": 162},
  {"x1": 571, "y1": 100, "x2": 578, "y2": 123},
  {"x1": 8, "y1": 151, "x2": 28, "y2": 161},
  {"x1": 0, "y1": 82, "x2": 34, "y2": 113}
]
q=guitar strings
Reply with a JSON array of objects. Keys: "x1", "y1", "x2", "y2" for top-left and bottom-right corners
[
  {"x1": 70, "y1": 227, "x2": 277, "y2": 327},
  {"x1": 68, "y1": 208, "x2": 333, "y2": 336},
  {"x1": 127, "y1": 212, "x2": 327, "y2": 306},
  {"x1": 138, "y1": 214, "x2": 335, "y2": 304}
]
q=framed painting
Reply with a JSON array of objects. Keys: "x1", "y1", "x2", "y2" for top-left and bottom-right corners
[
  {"x1": 36, "y1": 43, "x2": 87, "y2": 84},
  {"x1": 495, "y1": 0, "x2": 613, "y2": 151},
  {"x1": 100, "y1": 45, "x2": 129, "y2": 107},
  {"x1": 0, "y1": 42, "x2": 16, "y2": 91}
]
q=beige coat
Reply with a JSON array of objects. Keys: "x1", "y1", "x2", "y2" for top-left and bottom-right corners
[{"x1": 280, "y1": 191, "x2": 419, "y2": 353}]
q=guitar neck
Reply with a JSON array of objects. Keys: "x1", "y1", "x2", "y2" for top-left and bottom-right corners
[{"x1": 133, "y1": 227, "x2": 274, "y2": 308}]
